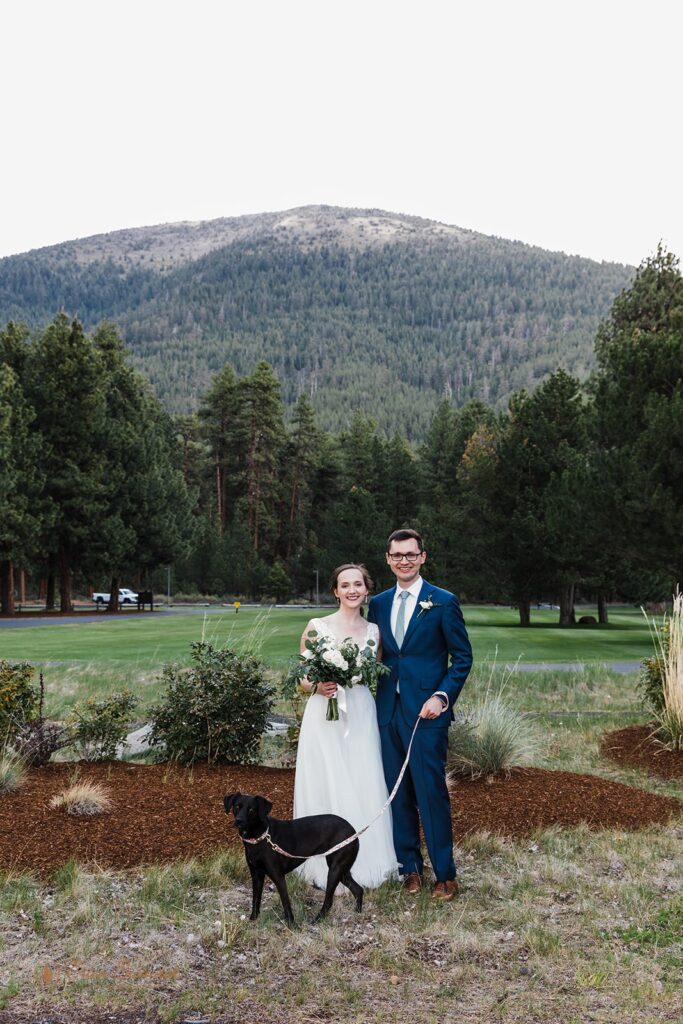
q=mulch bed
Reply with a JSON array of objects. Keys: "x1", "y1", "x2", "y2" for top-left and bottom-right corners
[
  {"x1": 1, "y1": 760, "x2": 680, "y2": 877},
  {"x1": 601, "y1": 723, "x2": 683, "y2": 780}
]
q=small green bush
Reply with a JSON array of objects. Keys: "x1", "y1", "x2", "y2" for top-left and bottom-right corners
[
  {"x1": 0, "y1": 661, "x2": 38, "y2": 741},
  {"x1": 149, "y1": 641, "x2": 275, "y2": 765},
  {"x1": 448, "y1": 694, "x2": 541, "y2": 778},
  {"x1": 68, "y1": 689, "x2": 140, "y2": 761},
  {"x1": 639, "y1": 620, "x2": 669, "y2": 717}
]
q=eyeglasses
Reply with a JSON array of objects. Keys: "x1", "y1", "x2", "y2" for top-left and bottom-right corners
[{"x1": 387, "y1": 551, "x2": 422, "y2": 563}]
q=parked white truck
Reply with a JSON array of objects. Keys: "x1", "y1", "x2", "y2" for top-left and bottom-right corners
[{"x1": 92, "y1": 588, "x2": 138, "y2": 607}]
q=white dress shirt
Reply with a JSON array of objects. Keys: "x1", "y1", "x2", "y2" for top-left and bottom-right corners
[{"x1": 390, "y1": 576, "x2": 423, "y2": 639}]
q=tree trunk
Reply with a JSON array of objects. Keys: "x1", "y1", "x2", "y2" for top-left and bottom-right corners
[
  {"x1": 108, "y1": 574, "x2": 120, "y2": 613},
  {"x1": 1, "y1": 560, "x2": 15, "y2": 615},
  {"x1": 517, "y1": 597, "x2": 531, "y2": 627},
  {"x1": 215, "y1": 457, "x2": 224, "y2": 533},
  {"x1": 46, "y1": 571, "x2": 56, "y2": 611},
  {"x1": 19, "y1": 568, "x2": 26, "y2": 606},
  {"x1": 59, "y1": 550, "x2": 73, "y2": 612},
  {"x1": 559, "y1": 583, "x2": 576, "y2": 626},
  {"x1": 597, "y1": 590, "x2": 609, "y2": 624}
]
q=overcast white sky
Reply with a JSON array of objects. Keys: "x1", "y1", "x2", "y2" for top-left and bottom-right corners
[{"x1": 1, "y1": 0, "x2": 680, "y2": 265}]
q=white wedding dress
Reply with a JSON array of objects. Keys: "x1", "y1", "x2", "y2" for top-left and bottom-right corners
[{"x1": 293, "y1": 617, "x2": 399, "y2": 889}]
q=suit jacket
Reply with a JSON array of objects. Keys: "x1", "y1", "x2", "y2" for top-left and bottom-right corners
[{"x1": 367, "y1": 579, "x2": 472, "y2": 729}]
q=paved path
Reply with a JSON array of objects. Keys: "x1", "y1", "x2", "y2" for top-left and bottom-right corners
[
  {"x1": 0, "y1": 605, "x2": 313, "y2": 628},
  {"x1": 504, "y1": 660, "x2": 641, "y2": 674}
]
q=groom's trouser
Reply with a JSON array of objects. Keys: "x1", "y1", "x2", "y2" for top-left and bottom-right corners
[{"x1": 381, "y1": 700, "x2": 456, "y2": 881}]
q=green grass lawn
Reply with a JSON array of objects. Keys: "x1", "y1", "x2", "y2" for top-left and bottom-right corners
[{"x1": 0, "y1": 604, "x2": 653, "y2": 670}]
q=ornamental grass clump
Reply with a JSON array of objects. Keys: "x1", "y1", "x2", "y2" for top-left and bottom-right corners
[
  {"x1": 642, "y1": 591, "x2": 683, "y2": 751},
  {"x1": 50, "y1": 781, "x2": 113, "y2": 816},
  {"x1": 0, "y1": 746, "x2": 26, "y2": 793},
  {"x1": 149, "y1": 641, "x2": 275, "y2": 765},
  {"x1": 448, "y1": 693, "x2": 540, "y2": 779}
]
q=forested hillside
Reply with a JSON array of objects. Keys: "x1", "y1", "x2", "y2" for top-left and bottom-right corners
[{"x1": 0, "y1": 206, "x2": 635, "y2": 436}]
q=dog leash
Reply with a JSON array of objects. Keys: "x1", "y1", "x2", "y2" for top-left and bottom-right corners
[{"x1": 241, "y1": 716, "x2": 422, "y2": 861}]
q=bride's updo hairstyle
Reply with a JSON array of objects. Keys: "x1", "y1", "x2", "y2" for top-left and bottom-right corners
[{"x1": 330, "y1": 564, "x2": 374, "y2": 615}]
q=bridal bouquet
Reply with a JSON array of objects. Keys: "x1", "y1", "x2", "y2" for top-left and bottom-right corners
[{"x1": 286, "y1": 629, "x2": 390, "y2": 721}]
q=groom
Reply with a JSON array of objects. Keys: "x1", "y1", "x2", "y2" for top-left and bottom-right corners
[{"x1": 367, "y1": 528, "x2": 472, "y2": 900}]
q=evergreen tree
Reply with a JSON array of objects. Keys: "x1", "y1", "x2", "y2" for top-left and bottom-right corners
[
  {"x1": 0, "y1": 361, "x2": 44, "y2": 612},
  {"x1": 592, "y1": 247, "x2": 683, "y2": 584},
  {"x1": 235, "y1": 361, "x2": 285, "y2": 556},
  {"x1": 282, "y1": 393, "x2": 321, "y2": 560},
  {"x1": 197, "y1": 365, "x2": 240, "y2": 531},
  {"x1": 26, "y1": 315, "x2": 109, "y2": 611}
]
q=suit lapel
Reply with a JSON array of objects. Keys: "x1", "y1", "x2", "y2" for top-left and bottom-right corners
[{"x1": 401, "y1": 579, "x2": 432, "y2": 649}]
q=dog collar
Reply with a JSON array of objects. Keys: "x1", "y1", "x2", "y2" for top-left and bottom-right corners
[{"x1": 241, "y1": 828, "x2": 270, "y2": 845}]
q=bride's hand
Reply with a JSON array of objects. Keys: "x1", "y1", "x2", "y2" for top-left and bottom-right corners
[{"x1": 316, "y1": 681, "x2": 338, "y2": 698}]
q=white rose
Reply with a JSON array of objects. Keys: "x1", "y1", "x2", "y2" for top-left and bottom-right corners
[
  {"x1": 351, "y1": 675, "x2": 361, "y2": 685},
  {"x1": 302, "y1": 649, "x2": 313, "y2": 660},
  {"x1": 355, "y1": 655, "x2": 363, "y2": 668},
  {"x1": 322, "y1": 650, "x2": 337, "y2": 665}
]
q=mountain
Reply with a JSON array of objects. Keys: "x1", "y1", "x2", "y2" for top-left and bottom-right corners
[{"x1": 0, "y1": 205, "x2": 635, "y2": 437}]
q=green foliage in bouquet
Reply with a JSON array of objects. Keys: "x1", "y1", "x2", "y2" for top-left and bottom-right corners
[
  {"x1": 68, "y1": 689, "x2": 140, "y2": 761},
  {"x1": 149, "y1": 641, "x2": 275, "y2": 765}
]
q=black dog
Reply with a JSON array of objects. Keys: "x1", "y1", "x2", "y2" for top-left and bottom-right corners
[{"x1": 224, "y1": 792, "x2": 363, "y2": 925}]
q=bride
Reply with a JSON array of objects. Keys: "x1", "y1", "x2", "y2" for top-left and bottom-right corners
[{"x1": 293, "y1": 563, "x2": 399, "y2": 889}]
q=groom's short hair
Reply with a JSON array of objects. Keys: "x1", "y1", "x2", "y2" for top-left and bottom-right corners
[{"x1": 386, "y1": 528, "x2": 424, "y2": 552}]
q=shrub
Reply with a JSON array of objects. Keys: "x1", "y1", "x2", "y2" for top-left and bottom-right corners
[
  {"x1": 643, "y1": 595, "x2": 683, "y2": 751},
  {"x1": 149, "y1": 641, "x2": 275, "y2": 765},
  {"x1": 10, "y1": 667, "x2": 71, "y2": 765},
  {"x1": 1, "y1": 666, "x2": 71, "y2": 766},
  {"x1": 0, "y1": 661, "x2": 38, "y2": 741},
  {"x1": 0, "y1": 747, "x2": 26, "y2": 793},
  {"x1": 639, "y1": 620, "x2": 669, "y2": 717},
  {"x1": 50, "y1": 781, "x2": 112, "y2": 816},
  {"x1": 448, "y1": 694, "x2": 541, "y2": 779},
  {"x1": 68, "y1": 689, "x2": 139, "y2": 761}
]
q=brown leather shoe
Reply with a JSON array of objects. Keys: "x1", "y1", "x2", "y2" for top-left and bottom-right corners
[
  {"x1": 402, "y1": 872, "x2": 422, "y2": 894},
  {"x1": 431, "y1": 879, "x2": 459, "y2": 901}
]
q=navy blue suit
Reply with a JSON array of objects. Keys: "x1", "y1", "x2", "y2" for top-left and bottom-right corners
[{"x1": 367, "y1": 580, "x2": 472, "y2": 880}]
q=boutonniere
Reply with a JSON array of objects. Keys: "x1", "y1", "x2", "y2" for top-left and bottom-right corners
[{"x1": 417, "y1": 594, "x2": 441, "y2": 617}]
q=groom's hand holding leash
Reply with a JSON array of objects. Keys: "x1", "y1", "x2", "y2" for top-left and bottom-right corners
[{"x1": 419, "y1": 694, "x2": 448, "y2": 720}]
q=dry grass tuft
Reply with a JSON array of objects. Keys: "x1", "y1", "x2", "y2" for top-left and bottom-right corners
[
  {"x1": 0, "y1": 746, "x2": 27, "y2": 793},
  {"x1": 50, "y1": 780, "x2": 113, "y2": 815}
]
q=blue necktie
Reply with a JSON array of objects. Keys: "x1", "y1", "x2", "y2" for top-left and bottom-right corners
[{"x1": 395, "y1": 591, "x2": 410, "y2": 647}]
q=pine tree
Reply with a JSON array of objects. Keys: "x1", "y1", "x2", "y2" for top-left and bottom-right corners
[
  {"x1": 26, "y1": 315, "x2": 109, "y2": 611},
  {"x1": 236, "y1": 362, "x2": 285, "y2": 556}
]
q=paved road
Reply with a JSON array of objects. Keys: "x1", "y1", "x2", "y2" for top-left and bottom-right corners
[
  {"x1": 0, "y1": 605, "x2": 311, "y2": 628},
  {"x1": 504, "y1": 660, "x2": 641, "y2": 674}
]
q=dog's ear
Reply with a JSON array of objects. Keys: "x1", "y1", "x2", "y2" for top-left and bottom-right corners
[
  {"x1": 224, "y1": 792, "x2": 240, "y2": 814},
  {"x1": 256, "y1": 795, "x2": 272, "y2": 820}
]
